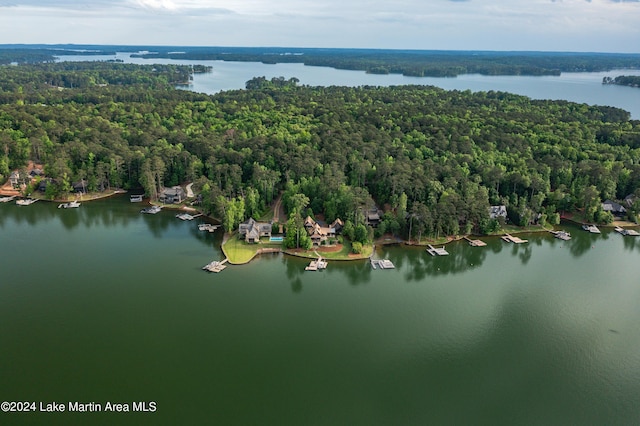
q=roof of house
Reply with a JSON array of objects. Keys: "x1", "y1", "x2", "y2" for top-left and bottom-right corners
[
  {"x1": 489, "y1": 205, "x2": 507, "y2": 218},
  {"x1": 162, "y1": 186, "x2": 185, "y2": 196},
  {"x1": 602, "y1": 200, "x2": 626, "y2": 213}
]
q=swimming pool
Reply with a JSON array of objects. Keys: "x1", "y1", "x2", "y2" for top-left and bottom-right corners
[{"x1": 269, "y1": 236, "x2": 284, "y2": 242}]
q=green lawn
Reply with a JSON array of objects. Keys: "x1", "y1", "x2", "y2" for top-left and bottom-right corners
[
  {"x1": 222, "y1": 235, "x2": 282, "y2": 264},
  {"x1": 285, "y1": 241, "x2": 373, "y2": 260}
]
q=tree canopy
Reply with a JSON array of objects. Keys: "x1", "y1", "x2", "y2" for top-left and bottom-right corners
[{"x1": 2, "y1": 62, "x2": 640, "y2": 238}]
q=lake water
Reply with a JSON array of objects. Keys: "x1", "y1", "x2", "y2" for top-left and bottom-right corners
[
  {"x1": 59, "y1": 52, "x2": 640, "y2": 119},
  {"x1": 2, "y1": 196, "x2": 640, "y2": 424}
]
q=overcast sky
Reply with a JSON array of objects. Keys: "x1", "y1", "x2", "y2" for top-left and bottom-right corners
[{"x1": 0, "y1": 0, "x2": 638, "y2": 52}]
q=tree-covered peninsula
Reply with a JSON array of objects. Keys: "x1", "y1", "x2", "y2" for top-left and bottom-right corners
[
  {"x1": 2, "y1": 63, "x2": 640, "y2": 243},
  {"x1": 603, "y1": 75, "x2": 640, "y2": 88}
]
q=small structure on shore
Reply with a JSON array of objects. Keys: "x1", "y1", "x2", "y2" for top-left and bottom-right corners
[
  {"x1": 501, "y1": 234, "x2": 528, "y2": 244},
  {"x1": 203, "y1": 258, "x2": 228, "y2": 273},
  {"x1": 464, "y1": 236, "x2": 487, "y2": 247},
  {"x1": 305, "y1": 257, "x2": 328, "y2": 271},
  {"x1": 427, "y1": 244, "x2": 449, "y2": 256}
]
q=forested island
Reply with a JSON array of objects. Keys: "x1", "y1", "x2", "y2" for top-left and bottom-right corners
[
  {"x1": 2, "y1": 61, "x2": 640, "y2": 248},
  {"x1": 603, "y1": 75, "x2": 640, "y2": 88}
]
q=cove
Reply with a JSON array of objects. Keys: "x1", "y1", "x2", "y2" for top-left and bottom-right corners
[{"x1": 2, "y1": 195, "x2": 640, "y2": 424}]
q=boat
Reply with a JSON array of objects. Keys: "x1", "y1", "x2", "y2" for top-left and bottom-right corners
[
  {"x1": 130, "y1": 194, "x2": 144, "y2": 202},
  {"x1": 58, "y1": 201, "x2": 81, "y2": 209},
  {"x1": 552, "y1": 230, "x2": 571, "y2": 241},
  {"x1": 16, "y1": 198, "x2": 38, "y2": 206},
  {"x1": 582, "y1": 224, "x2": 601, "y2": 234},
  {"x1": 141, "y1": 205, "x2": 162, "y2": 214},
  {"x1": 0, "y1": 195, "x2": 16, "y2": 203}
]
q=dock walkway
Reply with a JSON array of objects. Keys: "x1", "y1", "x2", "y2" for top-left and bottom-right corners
[
  {"x1": 371, "y1": 258, "x2": 395, "y2": 269},
  {"x1": 427, "y1": 244, "x2": 449, "y2": 256},
  {"x1": 464, "y1": 236, "x2": 487, "y2": 247},
  {"x1": 501, "y1": 234, "x2": 528, "y2": 244},
  {"x1": 203, "y1": 258, "x2": 229, "y2": 273},
  {"x1": 305, "y1": 256, "x2": 328, "y2": 271}
]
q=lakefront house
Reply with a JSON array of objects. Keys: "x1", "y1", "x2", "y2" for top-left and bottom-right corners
[{"x1": 239, "y1": 218, "x2": 272, "y2": 243}]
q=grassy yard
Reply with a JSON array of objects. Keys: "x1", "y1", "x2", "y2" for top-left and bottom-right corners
[
  {"x1": 222, "y1": 235, "x2": 282, "y2": 264},
  {"x1": 285, "y1": 241, "x2": 373, "y2": 260}
]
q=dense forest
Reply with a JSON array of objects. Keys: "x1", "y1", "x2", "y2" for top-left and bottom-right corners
[
  {"x1": 2, "y1": 62, "x2": 640, "y2": 242},
  {"x1": 603, "y1": 75, "x2": 640, "y2": 88},
  {"x1": 3, "y1": 45, "x2": 640, "y2": 77}
]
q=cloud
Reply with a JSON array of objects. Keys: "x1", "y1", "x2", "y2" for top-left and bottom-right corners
[{"x1": 0, "y1": 0, "x2": 638, "y2": 52}]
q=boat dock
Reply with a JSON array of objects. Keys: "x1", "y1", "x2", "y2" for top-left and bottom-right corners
[
  {"x1": 305, "y1": 257, "x2": 328, "y2": 271},
  {"x1": 582, "y1": 224, "x2": 601, "y2": 234},
  {"x1": 176, "y1": 213, "x2": 195, "y2": 220},
  {"x1": 0, "y1": 195, "x2": 16, "y2": 203},
  {"x1": 464, "y1": 236, "x2": 487, "y2": 247},
  {"x1": 615, "y1": 226, "x2": 640, "y2": 236},
  {"x1": 198, "y1": 223, "x2": 220, "y2": 232},
  {"x1": 371, "y1": 259, "x2": 395, "y2": 270},
  {"x1": 550, "y1": 230, "x2": 571, "y2": 241},
  {"x1": 203, "y1": 258, "x2": 228, "y2": 273},
  {"x1": 427, "y1": 244, "x2": 449, "y2": 256},
  {"x1": 501, "y1": 234, "x2": 528, "y2": 244},
  {"x1": 130, "y1": 194, "x2": 143, "y2": 202},
  {"x1": 16, "y1": 198, "x2": 38, "y2": 206}
]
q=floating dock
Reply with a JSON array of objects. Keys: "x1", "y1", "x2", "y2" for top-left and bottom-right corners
[
  {"x1": 305, "y1": 257, "x2": 328, "y2": 271},
  {"x1": 176, "y1": 213, "x2": 195, "y2": 220},
  {"x1": 464, "y1": 236, "x2": 487, "y2": 247},
  {"x1": 501, "y1": 234, "x2": 528, "y2": 244},
  {"x1": 551, "y1": 230, "x2": 571, "y2": 241},
  {"x1": 615, "y1": 226, "x2": 640, "y2": 236},
  {"x1": 582, "y1": 224, "x2": 601, "y2": 234},
  {"x1": 130, "y1": 194, "x2": 144, "y2": 202},
  {"x1": 427, "y1": 244, "x2": 449, "y2": 256},
  {"x1": 198, "y1": 223, "x2": 219, "y2": 232},
  {"x1": 16, "y1": 198, "x2": 38, "y2": 206},
  {"x1": 203, "y1": 258, "x2": 228, "y2": 273},
  {"x1": 371, "y1": 259, "x2": 395, "y2": 270}
]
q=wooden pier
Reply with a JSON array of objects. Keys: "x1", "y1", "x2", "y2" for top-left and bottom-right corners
[
  {"x1": 371, "y1": 259, "x2": 395, "y2": 270},
  {"x1": 550, "y1": 230, "x2": 571, "y2": 241},
  {"x1": 501, "y1": 234, "x2": 528, "y2": 244},
  {"x1": 427, "y1": 244, "x2": 449, "y2": 256},
  {"x1": 198, "y1": 223, "x2": 219, "y2": 232},
  {"x1": 615, "y1": 226, "x2": 640, "y2": 236},
  {"x1": 305, "y1": 257, "x2": 328, "y2": 271},
  {"x1": 176, "y1": 213, "x2": 195, "y2": 220},
  {"x1": 203, "y1": 258, "x2": 228, "y2": 273},
  {"x1": 464, "y1": 236, "x2": 487, "y2": 247}
]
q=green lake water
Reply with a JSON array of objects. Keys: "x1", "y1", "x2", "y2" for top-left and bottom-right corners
[{"x1": 2, "y1": 195, "x2": 640, "y2": 424}]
